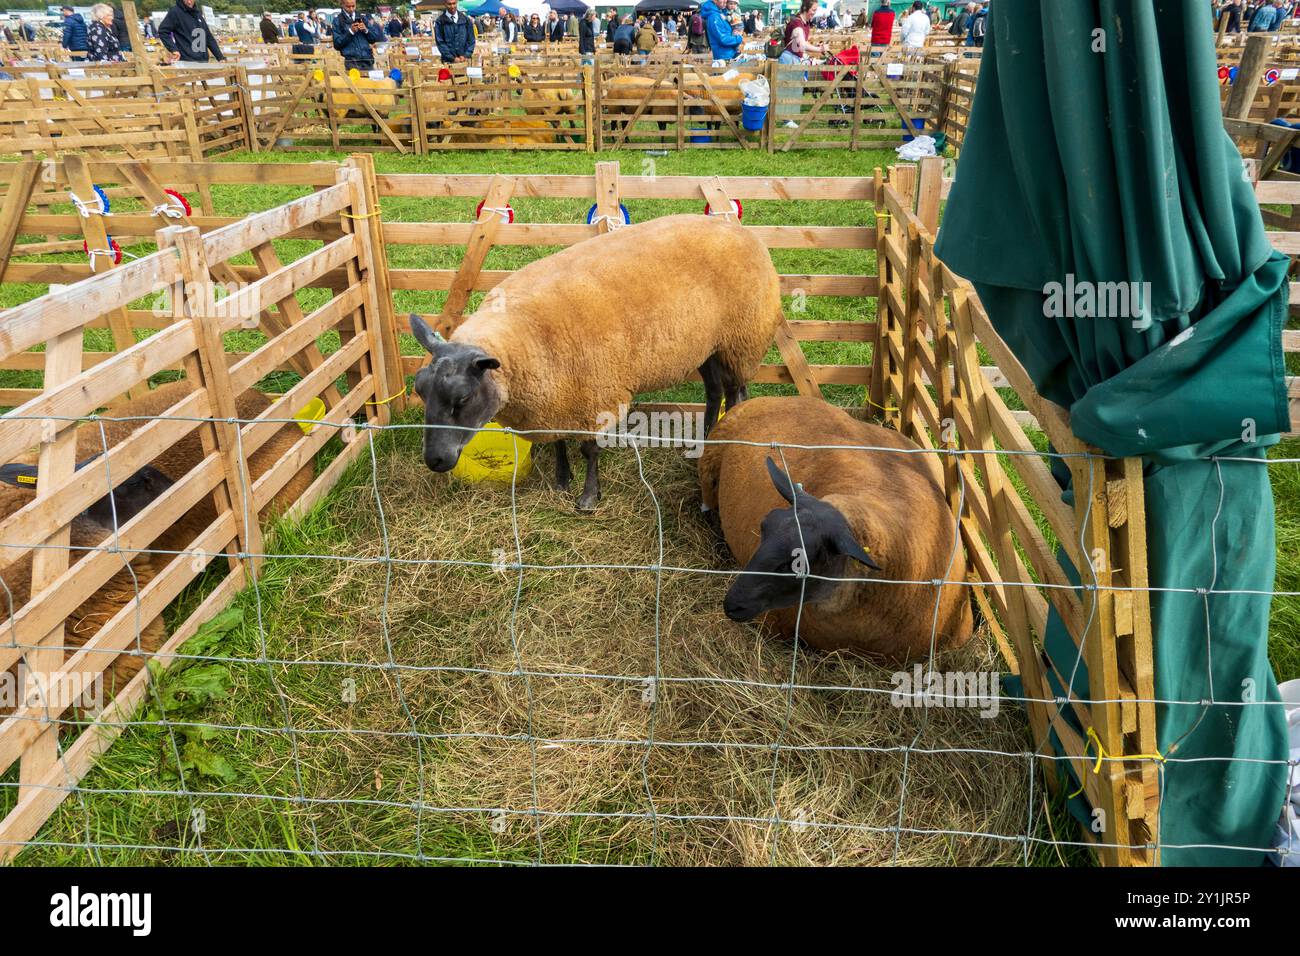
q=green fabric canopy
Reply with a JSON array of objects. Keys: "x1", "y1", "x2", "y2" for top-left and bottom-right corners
[{"x1": 934, "y1": 0, "x2": 1291, "y2": 866}]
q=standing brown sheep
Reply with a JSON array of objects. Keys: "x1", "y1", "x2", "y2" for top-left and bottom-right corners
[
  {"x1": 410, "y1": 213, "x2": 785, "y2": 511},
  {"x1": 699, "y1": 396, "x2": 973, "y2": 663}
]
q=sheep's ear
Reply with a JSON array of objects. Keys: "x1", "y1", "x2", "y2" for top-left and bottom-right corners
[
  {"x1": 471, "y1": 356, "x2": 501, "y2": 375},
  {"x1": 834, "y1": 529, "x2": 882, "y2": 572},
  {"x1": 765, "y1": 456, "x2": 798, "y2": 504},
  {"x1": 409, "y1": 313, "x2": 444, "y2": 355}
]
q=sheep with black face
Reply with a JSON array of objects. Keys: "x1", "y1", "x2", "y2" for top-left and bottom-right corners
[
  {"x1": 409, "y1": 213, "x2": 785, "y2": 511},
  {"x1": 699, "y1": 396, "x2": 973, "y2": 663}
]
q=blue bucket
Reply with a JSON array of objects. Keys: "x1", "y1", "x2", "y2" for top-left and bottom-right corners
[
  {"x1": 741, "y1": 102, "x2": 767, "y2": 131},
  {"x1": 689, "y1": 128, "x2": 713, "y2": 143},
  {"x1": 901, "y1": 118, "x2": 925, "y2": 142}
]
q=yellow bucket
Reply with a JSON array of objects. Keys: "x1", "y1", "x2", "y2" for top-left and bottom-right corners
[
  {"x1": 451, "y1": 421, "x2": 533, "y2": 483},
  {"x1": 295, "y1": 397, "x2": 327, "y2": 435}
]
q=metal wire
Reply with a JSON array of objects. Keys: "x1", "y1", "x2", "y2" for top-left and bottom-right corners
[{"x1": 0, "y1": 413, "x2": 1295, "y2": 865}]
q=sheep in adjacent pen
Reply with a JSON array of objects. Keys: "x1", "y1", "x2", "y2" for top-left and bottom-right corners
[
  {"x1": 408, "y1": 213, "x2": 785, "y2": 511},
  {"x1": 0, "y1": 378, "x2": 319, "y2": 715},
  {"x1": 69, "y1": 378, "x2": 316, "y2": 555},
  {"x1": 0, "y1": 467, "x2": 174, "y2": 717},
  {"x1": 698, "y1": 396, "x2": 973, "y2": 663}
]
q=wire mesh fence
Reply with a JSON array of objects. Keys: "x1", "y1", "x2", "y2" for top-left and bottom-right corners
[{"x1": 1, "y1": 410, "x2": 1295, "y2": 866}]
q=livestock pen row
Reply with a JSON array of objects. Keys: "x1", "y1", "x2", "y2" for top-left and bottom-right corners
[
  {"x1": 0, "y1": 156, "x2": 394, "y2": 857},
  {"x1": 0, "y1": 58, "x2": 967, "y2": 156},
  {"x1": 0, "y1": 155, "x2": 1166, "y2": 864}
]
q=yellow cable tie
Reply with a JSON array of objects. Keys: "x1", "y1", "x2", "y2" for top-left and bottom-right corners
[
  {"x1": 340, "y1": 206, "x2": 382, "y2": 220},
  {"x1": 365, "y1": 385, "x2": 408, "y2": 406},
  {"x1": 1065, "y1": 726, "x2": 1164, "y2": 801},
  {"x1": 863, "y1": 397, "x2": 900, "y2": 414}
]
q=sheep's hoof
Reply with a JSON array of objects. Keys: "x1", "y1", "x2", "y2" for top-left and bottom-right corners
[{"x1": 576, "y1": 492, "x2": 600, "y2": 513}]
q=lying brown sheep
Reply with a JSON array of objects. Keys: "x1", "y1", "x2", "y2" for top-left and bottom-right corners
[
  {"x1": 71, "y1": 379, "x2": 316, "y2": 556},
  {"x1": 409, "y1": 214, "x2": 785, "y2": 511},
  {"x1": 699, "y1": 396, "x2": 973, "y2": 663},
  {"x1": 0, "y1": 481, "x2": 167, "y2": 717},
  {"x1": 1, "y1": 379, "x2": 316, "y2": 717}
]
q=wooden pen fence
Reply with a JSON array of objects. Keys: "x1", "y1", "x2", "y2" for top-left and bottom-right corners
[
  {"x1": 0, "y1": 155, "x2": 1162, "y2": 864},
  {"x1": 0, "y1": 155, "x2": 394, "y2": 857},
  {"x1": 2, "y1": 54, "x2": 969, "y2": 155}
]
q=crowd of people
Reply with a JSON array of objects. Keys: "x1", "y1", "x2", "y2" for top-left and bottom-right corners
[
  {"x1": 1214, "y1": 0, "x2": 1300, "y2": 33},
  {"x1": 42, "y1": 1, "x2": 437, "y2": 69},
  {"x1": 860, "y1": 1, "x2": 985, "y2": 52},
  {"x1": 30, "y1": 1, "x2": 1003, "y2": 71}
]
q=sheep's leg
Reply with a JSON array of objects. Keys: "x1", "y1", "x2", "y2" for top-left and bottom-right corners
[
  {"x1": 576, "y1": 439, "x2": 601, "y2": 513},
  {"x1": 699, "y1": 354, "x2": 725, "y2": 437},
  {"x1": 721, "y1": 365, "x2": 747, "y2": 411},
  {"x1": 553, "y1": 440, "x2": 572, "y2": 492}
]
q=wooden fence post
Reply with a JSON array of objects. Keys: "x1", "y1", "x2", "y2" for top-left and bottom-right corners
[
  {"x1": 764, "y1": 57, "x2": 775, "y2": 153},
  {"x1": 1226, "y1": 33, "x2": 1270, "y2": 119},
  {"x1": 234, "y1": 64, "x2": 258, "y2": 152},
  {"x1": 16, "y1": 322, "x2": 82, "y2": 806},
  {"x1": 409, "y1": 66, "x2": 426, "y2": 156},
  {"x1": 593, "y1": 160, "x2": 621, "y2": 233},
  {"x1": 157, "y1": 225, "x2": 264, "y2": 575},
  {"x1": 346, "y1": 153, "x2": 406, "y2": 411},
  {"x1": 583, "y1": 65, "x2": 595, "y2": 153},
  {"x1": 121, "y1": 0, "x2": 145, "y2": 60},
  {"x1": 63, "y1": 154, "x2": 137, "y2": 403}
]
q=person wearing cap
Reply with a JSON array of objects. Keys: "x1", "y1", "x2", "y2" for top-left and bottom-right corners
[
  {"x1": 578, "y1": 9, "x2": 597, "y2": 57},
  {"x1": 60, "y1": 5, "x2": 89, "y2": 60},
  {"x1": 260, "y1": 11, "x2": 280, "y2": 43}
]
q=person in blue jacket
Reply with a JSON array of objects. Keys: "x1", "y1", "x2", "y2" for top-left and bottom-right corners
[
  {"x1": 60, "y1": 5, "x2": 89, "y2": 60},
  {"x1": 699, "y1": 0, "x2": 742, "y2": 62},
  {"x1": 291, "y1": 12, "x2": 318, "y2": 54},
  {"x1": 1249, "y1": 0, "x2": 1289, "y2": 31},
  {"x1": 434, "y1": 0, "x2": 476, "y2": 63},
  {"x1": 333, "y1": 0, "x2": 384, "y2": 70}
]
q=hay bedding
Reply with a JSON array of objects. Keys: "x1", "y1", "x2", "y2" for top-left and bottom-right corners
[{"x1": 260, "y1": 431, "x2": 1033, "y2": 866}]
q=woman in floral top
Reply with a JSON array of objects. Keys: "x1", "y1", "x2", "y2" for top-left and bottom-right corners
[{"x1": 87, "y1": 3, "x2": 124, "y2": 62}]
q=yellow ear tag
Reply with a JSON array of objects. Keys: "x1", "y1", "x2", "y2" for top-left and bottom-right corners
[
  {"x1": 451, "y1": 422, "x2": 534, "y2": 484},
  {"x1": 313, "y1": 68, "x2": 325, "y2": 82},
  {"x1": 507, "y1": 65, "x2": 521, "y2": 78},
  {"x1": 348, "y1": 68, "x2": 361, "y2": 82},
  {"x1": 295, "y1": 397, "x2": 327, "y2": 435}
]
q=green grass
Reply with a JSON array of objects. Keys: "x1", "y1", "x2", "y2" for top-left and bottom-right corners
[{"x1": 1, "y1": 147, "x2": 1297, "y2": 867}]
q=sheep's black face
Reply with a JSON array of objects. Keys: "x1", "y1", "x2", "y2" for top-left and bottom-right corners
[
  {"x1": 409, "y1": 315, "x2": 502, "y2": 473},
  {"x1": 723, "y1": 458, "x2": 881, "y2": 623},
  {"x1": 82, "y1": 466, "x2": 175, "y2": 528}
]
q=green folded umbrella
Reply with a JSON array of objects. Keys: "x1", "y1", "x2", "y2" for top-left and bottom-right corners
[{"x1": 935, "y1": 0, "x2": 1291, "y2": 866}]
